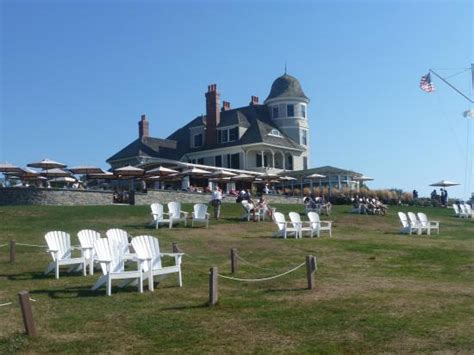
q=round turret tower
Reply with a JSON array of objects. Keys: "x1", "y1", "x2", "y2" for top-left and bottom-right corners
[{"x1": 264, "y1": 73, "x2": 310, "y2": 169}]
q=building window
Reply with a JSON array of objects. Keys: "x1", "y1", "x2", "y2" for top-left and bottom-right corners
[
  {"x1": 226, "y1": 154, "x2": 231, "y2": 168},
  {"x1": 256, "y1": 154, "x2": 262, "y2": 167},
  {"x1": 303, "y1": 157, "x2": 308, "y2": 170},
  {"x1": 215, "y1": 155, "x2": 222, "y2": 167},
  {"x1": 218, "y1": 130, "x2": 228, "y2": 143},
  {"x1": 197, "y1": 158, "x2": 204, "y2": 165},
  {"x1": 301, "y1": 130, "x2": 307, "y2": 146},
  {"x1": 231, "y1": 153, "x2": 240, "y2": 169},
  {"x1": 193, "y1": 134, "x2": 203, "y2": 147},
  {"x1": 272, "y1": 106, "x2": 279, "y2": 118},
  {"x1": 287, "y1": 104, "x2": 294, "y2": 117},
  {"x1": 287, "y1": 155, "x2": 293, "y2": 170},
  {"x1": 301, "y1": 104, "x2": 306, "y2": 118},
  {"x1": 229, "y1": 127, "x2": 238, "y2": 141}
]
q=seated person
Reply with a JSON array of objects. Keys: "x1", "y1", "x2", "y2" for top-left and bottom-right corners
[{"x1": 257, "y1": 196, "x2": 273, "y2": 218}]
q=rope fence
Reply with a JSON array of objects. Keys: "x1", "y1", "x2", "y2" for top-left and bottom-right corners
[{"x1": 217, "y1": 262, "x2": 306, "y2": 282}]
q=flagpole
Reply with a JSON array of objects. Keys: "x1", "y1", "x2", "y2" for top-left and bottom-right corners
[{"x1": 429, "y1": 69, "x2": 474, "y2": 103}]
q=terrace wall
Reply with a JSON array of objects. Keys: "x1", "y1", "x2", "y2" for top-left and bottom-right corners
[{"x1": 0, "y1": 188, "x2": 302, "y2": 206}]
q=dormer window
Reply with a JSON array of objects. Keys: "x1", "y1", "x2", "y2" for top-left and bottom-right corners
[
  {"x1": 268, "y1": 129, "x2": 283, "y2": 138},
  {"x1": 218, "y1": 126, "x2": 239, "y2": 143},
  {"x1": 193, "y1": 133, "x2": 203, "y2": 147}
]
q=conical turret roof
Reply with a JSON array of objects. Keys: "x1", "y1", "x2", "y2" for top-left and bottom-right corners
[{"x1": 265, "y1": 74, "x2": 308, "y2": 102}]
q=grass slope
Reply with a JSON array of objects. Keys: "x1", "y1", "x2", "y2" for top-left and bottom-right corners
[{"x1": 0, "y1": 203, "x2": 473, "y2": 353}]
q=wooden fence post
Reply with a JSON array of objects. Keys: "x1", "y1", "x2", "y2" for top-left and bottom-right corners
[
  {"x1": 172, "y1": 242, "x2": 179, "y2": 253},
  {"x1": 18, "y1": 291, "x2": 37, "y2": 336},
  {"x1": 230, "y1": 248, "x2": 237, "y2": 274},
  {"x1": 306, "y1": 255, "x2": 317, "y2": 290},
  {"x1": 10, "y1": 240, "x2": 16, "y2": 263},
  {"x1": 209, "y1": 267, "x2": 218, "y2": 306}
]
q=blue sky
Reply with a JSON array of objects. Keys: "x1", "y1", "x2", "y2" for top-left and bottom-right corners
[{"x1": 1, "y1": 0, "x2": 473, "y2": 198}]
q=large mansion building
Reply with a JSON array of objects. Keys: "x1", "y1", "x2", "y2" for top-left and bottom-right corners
[{"x1": 107, "y1": 73, "x2": 311, "y2": 173}]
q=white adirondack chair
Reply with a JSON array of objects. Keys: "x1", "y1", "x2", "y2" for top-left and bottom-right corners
[
  {"x1": 44, "y1": 231, "x2": 86, "y2": 279},
  {"x1": 307, "y1": 211, "x2": 332, "y2": 237},
  {"x1": 150, "y1": 203, "x2": 170, "y2": 229},
  {"x1": 461, "y1": 204, "x2": 474, "y2": 218},
  {"x1": 192, "y1": 203, "x2": 210, "y2": 228},
  {"x1": 452, "y1": 204, "x2": 465, "y2": 218},
  {"x1": 417, "y1": 212, "x2": 439, "y2": 235},
  {"x1": 92, "y1": 238, "x2": 145, "y2": 296},
  {"x1": 77, "y1": 229, "x2": 101, "y2": 275},
  {"x1": 272, "y1": 212, "x2": 298, "y2": 238},
  {"x1": 289, "y1": 212, "x2": 313, "y2": 238},
  {"x1": 105, "y1": 228, "x2": 135, "y2": 260},
  {"x1": 241, "y1": 200, "x2": 259, "y2": 221},
  {"x1": 167, "y1": 202, "x2": 188, "y2": 228},
  {"x1": 131, "y1": 235, "x2": 183, "y2": 291},
  {"x1": 407, "y1": 212, "x2": 425, "y2": 235},
  {"x1": 398, "y1": 212, "x2": 413, "y2": 234}
]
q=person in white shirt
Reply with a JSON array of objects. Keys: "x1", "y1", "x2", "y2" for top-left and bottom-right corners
[{"x1": 211, "y1": 186, "x2": 223, "y2": 219}]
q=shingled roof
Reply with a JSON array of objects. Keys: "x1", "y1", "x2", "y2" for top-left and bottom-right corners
[
  {"x1": 106, "y1": 137, "x2": 177, "y2": 163},
  {"x1": 265, "y1": 74, "x2": 309, "y2": 102}
]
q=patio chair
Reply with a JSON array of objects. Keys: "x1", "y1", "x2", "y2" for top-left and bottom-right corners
[
  {"x1": 191, "y1": 203, "x2": 210, "y2": 228},
  {"x1": 241, "y1": 200, "x2": 260, "y2": 221},
  {"x1": 106, "y1": 228, "x2": 136, "y2": 261},
  {"x1": 452, "y1": 204, "x2": 465, "y2": 218},
  {"x1": 417, "y1": 212, "x2": 439, "y2": 235},
  {"x1": 407, "y1": 212, "x2": 425, "y2": 235},
  {"x1": 77, "y1": 229, "x2": 101, "y2": 275},
  {"x1": 131, "y1": 235, "x2": 183, "y2": 291},
  {"x1": 44, "y1": 231, "x2": 86, "y2": 279},
  {"x1": 167, "y1": 201, "x2": 189, "y2": 228},
  {"x1": 461, "y1": 204, "x2": 474, "y2": 218},
  {"x1": 92, "y1": 238, "x2": 145, "y2": 296},
  {"x1": 272, "y1": 212, "x2": 298, "y2": 239},
  {"x1": 398, "y1": 212, "x2": 413, "y2": 234},
  {"x1": 307, "y1": 211, "x2": 332, "y2": 237},
  {"x1": 289, "y1": 212, "x2": 313, "y2": 238},
  {"x1": 150, "y1": 203, "x2": 171, "y2": 229}
]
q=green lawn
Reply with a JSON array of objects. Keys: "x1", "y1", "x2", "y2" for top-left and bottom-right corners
[{"x1": 0, "y1": 203, "x2": 473, "y2": 353}]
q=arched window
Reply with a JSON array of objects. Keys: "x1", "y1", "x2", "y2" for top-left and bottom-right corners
[{"x1": 287, "y1": 155, "x2": 293, "y2": 170}]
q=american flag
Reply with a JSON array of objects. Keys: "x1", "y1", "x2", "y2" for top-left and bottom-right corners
[{"x1": 420, "y1": 73, "x2": 435, "y2": 93}]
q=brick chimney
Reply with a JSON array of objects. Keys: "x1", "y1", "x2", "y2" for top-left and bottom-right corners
[
  {"x1": 222, "y1": 101, "x2": 231, "y2": 111},
  {"x1": 250, "y1": 95, "x2": 259, "y2": 105},
  {"x1": 205, "y1": 84, "x2": 220, "y2": 146},
  {"x1": 139, "y1": 114, "x2": 149, "y2": 139}
]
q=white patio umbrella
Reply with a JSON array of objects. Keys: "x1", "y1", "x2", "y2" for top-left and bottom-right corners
[
  {"x1": 353, "y1": 175, "x2": 374, "y2": 182},
  {"x1": 14, "y1": 167, "x2": 41, "y2": 178},
  {"x1": 87, "y1": 172, "x2": 116, "y2": 180},
  {"x1": 279, "y1": 176, "x2": 298, "y2": 195},
  {"x1": 69, "y1": 166, "x2": 103, "y2": 175},
  {"x1": 50, "y1": 177, "x2": 77, "y2": 183},
  {"x1": 306, "y1": 173, "x2": 326, "y2": 192},
  {"x1": 180, "y1": 167, "x2": 211, "y2": 176},
  {"x1": 231, "y1": 173, "x2": 255, "y2": 181},
  {"x1": 146, "y1": 166, "x2": 178, "y2": 176},
  {"x1": 114, "y1": 165, "x2": 145, "y2": 177},
  {"x1": 429, "y1": 180, "x2": 460, "y2": 187},
  {"x1": 41, "y1": 168, "x2": 73, "y2": 178},
  {"x1": 27, "y1": 159, "x2": 66, "y2": 169},
  {"x1": 0, "y1": 163, "x2": 23, "y2": 174},
  {"x1": 352, "y1": 175, "x2": 373, "y2": 192},
  {"x1": 210, "y1": 170, "x2": 237, "y2": 178}
]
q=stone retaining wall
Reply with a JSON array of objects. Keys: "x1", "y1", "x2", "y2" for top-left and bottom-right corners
[
  {"x1": 0, "y1": 187, "x2": 302, "y2": 206},
  {"x1": 0, "y1": 188, "x2": 114, "y2": 206}
]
